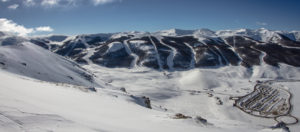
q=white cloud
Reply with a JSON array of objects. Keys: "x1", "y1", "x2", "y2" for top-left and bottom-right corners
[
  {"x1": 256, "y1": 22, "x2": 268, "y2": 26},
  {"x1": 4, "y1": 0, "x2": 121, "y2": 9},
  {"x1": 0, "y1": 18, "x2": 34, "y2": 36},
  {"x1": 41, "y1": 0, "x2": 60, "y2": 7},
  {"x1": 0, "y1": 18, "x2": 54, "y2": 36},
  {"x1": 92, "y1": 0, "x2": 117, "y2": 5},
  {"x1": 35, "y1": 26, "x2": 54, "y2": 32},
  {"x1": 40, "y1": 0, "x2": 79, "y2": 8},
  {"x1": 8, "y1": 4, "x2": 19, "y2": 10}
]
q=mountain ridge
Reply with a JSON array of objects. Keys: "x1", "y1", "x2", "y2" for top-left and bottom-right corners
[
  {"x1": 41, "y1": 28, "x2": 300, "y2": 70},
  {"x1": 2, "y1": 28, "x2": 300, "y2": 71}
]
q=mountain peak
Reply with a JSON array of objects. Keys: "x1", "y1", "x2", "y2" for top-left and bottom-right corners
[{"x1": 155, "y1": 28, "x2": 195, "y2": 36}]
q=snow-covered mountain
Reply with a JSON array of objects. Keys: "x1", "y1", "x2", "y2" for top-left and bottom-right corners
[
  {"x1": 283, "y1": 31, "x2": 300, "y2": 42},
  {"x1": 0, "y1": 33, "x2": 100, "y2": 87},
  {"x1": 1, "y1": 29, "x2": 300, "y2": 132},
  {"x1": 29, "y1": 28, "x2": 300, "y2": 70}
]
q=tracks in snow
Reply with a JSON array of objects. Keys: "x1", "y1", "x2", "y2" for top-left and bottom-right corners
[
  {"x1": 222, "y1": 37, "x2": 243, "y2": 65},
  {"x1": 158, "y1": 37, "x2": 177, "y2": 70},
  {"x1": 82, "y1": 48, "x2": 95, "y2": 65},
  {"x1": 124, "y1": 40, "x2": 139, "y2": 68},
  {"x1": 198, "y1": 39, "x2": 224, "y2": 66},
  {"x1": 149, "y1": 36, "x2": 198, "y2": 70},
  {"x1": 148, "y1": 36, "x2": 163, "y2": 70},
  {"x1": 183, "y1": 42, "x2": 196, "y2": 69},
  {"x1": 0, "y1": 112, "x2": 25, "y2": 132}
]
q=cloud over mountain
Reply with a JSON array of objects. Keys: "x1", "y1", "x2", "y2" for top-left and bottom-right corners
[
  {"x1": 35, "y1": 26, "x2": 54, "y2": 32},
  {"x1": 0, "y1": 18, "x2": 53, "y2": 36}
]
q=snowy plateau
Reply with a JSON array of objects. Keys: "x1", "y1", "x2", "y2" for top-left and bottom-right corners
[{"x1": 1, "y1": 28, "x2": 300, "y2": 132}]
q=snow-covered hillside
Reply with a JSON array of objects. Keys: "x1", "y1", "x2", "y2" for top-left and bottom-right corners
[
  {"x1": 1, "y1": 28, "x2": 300, "y2": 132},
  {"x1": 0, "y1": 70, "x2": 211, "y2": 132},
  {"x1": 1, "y1": 63, "x2": 300, "y2": 132},
  {"x1": 0, "y1": 34, "x2": 100, "y2": 87}
]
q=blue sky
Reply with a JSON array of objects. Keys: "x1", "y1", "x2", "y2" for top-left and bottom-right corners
[{"x1": 0, "y1": 0, "x2": 300, "y2": 35}]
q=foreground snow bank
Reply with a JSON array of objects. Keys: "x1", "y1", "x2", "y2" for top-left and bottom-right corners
[
  {"x1": 0, "y1": 70, "x2": 225, "y2": 132},
  {"x1": 1, "y1": 62, "x2": 299, "y2": 132}
]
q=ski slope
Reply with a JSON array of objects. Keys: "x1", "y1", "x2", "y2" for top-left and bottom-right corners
[{"x1": 0, "y1": 36, "x2": 100, "y2": 87}]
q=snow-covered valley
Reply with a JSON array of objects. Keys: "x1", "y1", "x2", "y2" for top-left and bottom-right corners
[
  {"x1": 1, "y1": 29, "x2": 300, "y2": 132},
  {"x1": 1, "y1": 63, "x2": 300, "y2": 132}
]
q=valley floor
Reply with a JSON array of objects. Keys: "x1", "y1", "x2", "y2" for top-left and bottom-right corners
[{"x1": 1, "y1": 64, "x2": 300, "y2": 132}]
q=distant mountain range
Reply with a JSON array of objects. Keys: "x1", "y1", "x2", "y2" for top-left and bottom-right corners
[{"x1": 1, "y1": 28, "x2": 300, "y2": 72}]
